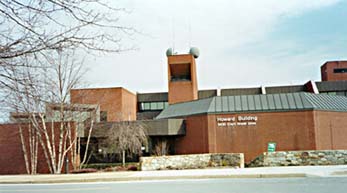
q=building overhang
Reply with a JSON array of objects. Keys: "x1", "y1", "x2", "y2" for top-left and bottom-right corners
[
  {"x1": 141, "y1": 119, "x2": 185, "y2": 136},
  {"x1": 88, "y1": 119, "x2": 185, "y2": 138}
]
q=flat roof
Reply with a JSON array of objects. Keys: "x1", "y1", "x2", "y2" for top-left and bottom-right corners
[
  {"x1": 137, "y1": 81, "x2": 347, "y2": 101},
  {"x1": 71, "y1": 87, "x2": 135, "y2": 95},
  {"x1": 156, "y1": 92, "x2": 347, "y2": 119}
]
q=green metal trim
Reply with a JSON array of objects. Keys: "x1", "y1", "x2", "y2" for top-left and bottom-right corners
[{"x1": 156, "y1": 92, "x2": 347, "y2": 119}]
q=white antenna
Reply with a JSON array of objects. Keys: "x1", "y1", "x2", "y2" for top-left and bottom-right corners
[
  {"x1": 188, "y1": 18, "x2": 192, "y2": 48},
  {"x1": 172, "y1": 17, "x2": 175, "y2": 53}
]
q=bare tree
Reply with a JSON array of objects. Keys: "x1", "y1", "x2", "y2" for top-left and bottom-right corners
[
  {"x1": 5, "y1": 54, "x2": 53, "y2": 174},
  {"x1": 77, "y1": 114, "x2": 96, "y2": 169},
  {"x1": 45, "y1": 102, "x2": 100, "y2": 171},
  {"x1": 153, "y1": 139, "x2": 170, "y2": 156},
  {"x1": 0, "y1": 0, "x2": 134, "y2": 107},
  {"x1": 0, "y1": 0, "x2": 134, "y2": 174},
  {"x1": 6, "y1": 50, "x2": 96, "y2": 174},
  {"x1": 105, "y1": 121, "x2": 148, "y2": 167},
  {"x1": 0, "y1": 0, "x2": 132, "y2": 60}
]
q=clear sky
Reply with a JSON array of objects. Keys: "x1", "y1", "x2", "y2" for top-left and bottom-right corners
[{"x1": 83, "y1": 0, "x2": 347, "y2": 93}]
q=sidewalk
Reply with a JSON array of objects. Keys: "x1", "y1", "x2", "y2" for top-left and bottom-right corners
[{"x1": 1, "y1": 165, "x2": 347, "y2": 184}]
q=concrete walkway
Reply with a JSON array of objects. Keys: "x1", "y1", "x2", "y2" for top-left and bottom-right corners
[{"x1": 1, "y1": 165, "x2": 347, "y2": 184}]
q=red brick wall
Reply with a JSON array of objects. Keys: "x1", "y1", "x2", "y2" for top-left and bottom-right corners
[
  {"x1": 208, "y1": 111, "x2": 316, "y2": 162},
  {"x1": 174, "y1": 111, "x2": 317, "y2": 163},
  {"x1": 176, "y1": 110, "x2": 347, "y2": 163},
  {"x1": 314, "y1": 111, "x2": 347, "y2": 150},
  {"x1": 174, "y1": 115, "x2": 209, "y2": 154},
  {"x1": 169, "y1": 81, "x2": 197, "y2": 104},
  {"x1": 0, "y1": 124, "x2": 28, "y2": 174},
  {"x1": 70, "y1": 87, "x2": 137, "y2": 121},
  {"x1": 122, "y1": 89, "x2": 137, "y2": 121},
  {"x1": 0, "y1": 123, "x2": 74, "y2": 174}
]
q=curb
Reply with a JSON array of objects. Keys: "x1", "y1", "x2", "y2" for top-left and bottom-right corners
[{"x1": 0, "y1": 173, "x2": 307, "y2": 184}]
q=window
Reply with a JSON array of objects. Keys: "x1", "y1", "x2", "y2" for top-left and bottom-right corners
[
  {"x1": 150, "y1": 102, "x2": 158, "y2": 110},
  {"x1": 144, "y1": 103, "x2": 150, "y2": 110},
  {"x1": 157, "y1": 102, "x2": 164, "y2": 109},
  {"x1": 138, "y1": 102, "x2": 169, "y2": 111},
  {"x1": 327, "y1": 92, "x2": 336, "y2": 96},
  {"x1": 333, "y1": 68, "x2": 347, "y2": 73},
  {"x1": 336, "y1": 91, "x2": 345, "y2": 96},
  {"x1": 100, "y1": 111, "x2": 107, "y2": 122},
  {"x1": 322, "y1": 91, "x2": 347, "y2": 96}
]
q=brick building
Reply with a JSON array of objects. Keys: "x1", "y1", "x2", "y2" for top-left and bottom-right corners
[
  {"x1": 71, "y1": 50, "x2": 347, "y2": 162},
  {"x1": 321, "y1": 61, "x2": 347, "y2": 81},
  {"x1": 156, "y1": 92, "x2": 347, "y2": 162},
  {"x1": 2, "y1": 49, "x2": 347, "y2": 174},
  {"x1": 68, "y1": 50, "x2": 347, "y2": 163}
]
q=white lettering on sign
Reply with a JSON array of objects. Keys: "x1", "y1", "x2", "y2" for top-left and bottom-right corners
[
  {"x1": 238, "y1": 116, "x2": 257, "y2": 121},
  {"x1": 216, "y1": 117, "x2": 236, "y2": 122},
  {"x1": 217, "y1": 122, "x2": 226, "y2": 127},
  {"x1": 227, "y1": 122, "x2": 236, "y2": 126},
  {"x1": 216, "y1": 115, "x2": 258, "y2": 127}
]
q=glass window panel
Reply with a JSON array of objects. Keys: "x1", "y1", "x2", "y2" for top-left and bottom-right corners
[
  {"x1": 144, "y1": 102, "x2": 150, "y2": 110},
  {"x1": 157, "y1": 102, "x2": 164, "y2": 109},
  {"x1": 150, "y1": 102, "x2": 158, "y2": 110},
  {"x1": 164, "y1": 102, "x2": 169, "y2": 108},
  {"x1": 337, "y1": 91, "x2": 345, "y2": 96},
  {"x1": 328, "y1": 92, "x2": 336, "y2": 96}
]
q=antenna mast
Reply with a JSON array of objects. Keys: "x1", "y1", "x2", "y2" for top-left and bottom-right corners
[
  {"x1": 188, "y1": 17, "x2": 192, "y2": 48},
  {"x1": 172, "y1": 17, "x2": 175, "y2": 53}
]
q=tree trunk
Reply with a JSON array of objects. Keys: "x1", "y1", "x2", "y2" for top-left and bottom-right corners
[
  {"x1": 80, "y1": 120, "x2": 94, "y2": 169},
  {"x1": 122, "y1": 150, "x2": 125, "y2": 167},
  {"x1": 18, "y1": 126, "x2": 30, "y2": 174}
]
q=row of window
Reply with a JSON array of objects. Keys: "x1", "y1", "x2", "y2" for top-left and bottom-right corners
[
  {"x1": 98, "y1": 102, "x2": 169, "y2": 121},
  {"x1": 139, "y1": 102, "x2": 169, "y2": 111},
  {"x1": 321, "y1": 91, "x2": 347, "y2": 96}
]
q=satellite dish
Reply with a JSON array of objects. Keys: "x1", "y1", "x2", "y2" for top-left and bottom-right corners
[
  {"x1": 189, "y1": 47, "x2": 200, "y2": 58},
  {"x1": 166, "y1": 48, "x2": 174, "y2": 56}
]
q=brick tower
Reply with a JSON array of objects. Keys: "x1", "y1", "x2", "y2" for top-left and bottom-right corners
[{"x1": 167, "y1": 48, "x2": 199, "y2": 104}]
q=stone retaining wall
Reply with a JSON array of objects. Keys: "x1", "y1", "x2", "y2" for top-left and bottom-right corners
[
  {"x1": 140, "y1": 153, "x2": 244, "y2": 171},
  {"x1": 248, "y1": 150, "x2": 347, "y2": 167}
]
